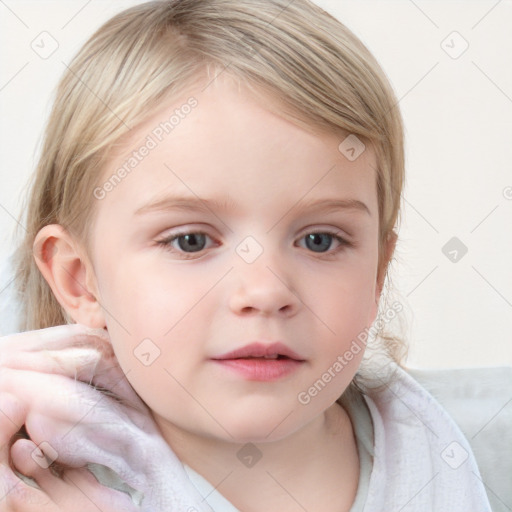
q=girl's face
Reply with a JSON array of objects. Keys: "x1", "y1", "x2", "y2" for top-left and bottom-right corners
[{"x1": 87, "y1": 75, "x2": 383, "y2": 443}]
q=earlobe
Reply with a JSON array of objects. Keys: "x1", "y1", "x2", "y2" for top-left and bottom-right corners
[{"x1": 33, "y1": 224, "x2": 106, "y2": 329}]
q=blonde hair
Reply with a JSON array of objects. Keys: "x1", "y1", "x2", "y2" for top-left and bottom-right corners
[{"x1": 15, "y1": 0, "x2": 406, "y2": 367}]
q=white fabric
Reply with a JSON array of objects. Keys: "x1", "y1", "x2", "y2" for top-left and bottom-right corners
[
  {"x1": 409, "y1": 366, "x2": 512, "y2": 512},
  {"x1": 184, "y1": 465, "x2": 241, "y2": 512},
  {"x1": 176, "y1": 365, "x2": 492, "y2": 511},
  {"x1": 362, "y1": 364, "x2": 491, "y2": 511}
]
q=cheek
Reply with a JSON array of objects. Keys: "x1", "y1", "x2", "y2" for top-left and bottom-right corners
[
  {"x1": 100, "y1": 248, "x2": 226, "y2": 318},
  {"x1": 93, "y1": 257, "x2": 212, "y2": 405},
  {"x1": 302, "y1": 258, "x2": 377, "y2": 380},
  {"x1": 312, "y1": 258, "x2": 378, "y2": 334}
]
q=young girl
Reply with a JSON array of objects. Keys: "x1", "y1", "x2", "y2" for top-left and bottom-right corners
[{"x1": 0, "y1": 0, "x2": 492, "y2": 510}]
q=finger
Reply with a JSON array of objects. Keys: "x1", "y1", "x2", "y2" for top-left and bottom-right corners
[
  {"x1": 0, "y1": 325, "x2": 113, "y2": 376},
  {"x1": 0, "y1": 393, "x2": 25, "y2": 448},
  {"x1": 26, "y1": 409, "x2": 142, "y2": 484},
  {"x1": 0, "y1": 328, "x2": 140, "y2": 407},
  {"x1": 0, "y1": 323, "x2": 107, "y2": 355},
  {"x1": 5, "y1": 378, "x2": 142, "y2": 477},
  {"x1": 9, "y1": 440, "x2": 126, "y2": 512},
  {"x1": 0, "y1": 368, "x2": 100, "y2": 423},
  {"x1": 10, "y1": 439, "x2": 57, "y2": 490},
  {"x1": 0, "y1": 464, "x2": 54, "y2": 511},
  {"x1": 0, "y1": 366, "x2": 148, "y2": 436},
  {"x1": 9, "y1": 414, "x2": 138, "y2": 501},
  {"x1": 2, "y1": 347, "x2": 108, "y2": 382},
  {"x1": 1, "y1": 372, "x2": 162, "y2": 500},
  {"x1": 0, "y1": 366, "x2": 144, "y2": 445},
  {"x1": 0, "y1": 369, "x2": 131, "y2": 462},
  {"x1": 61, "y1": 467, "x2": 137, "y2": 511},
  {"x1": 0, "y1": 365, "x2": 143, "y2": 422}
]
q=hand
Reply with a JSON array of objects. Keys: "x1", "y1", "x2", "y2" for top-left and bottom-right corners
[
  {"x1": 0, "y1": 391, "x2": 138, "y2": 511},
  {"x1": 0, "y1": 324, "x2": 212, "y2": 511}
]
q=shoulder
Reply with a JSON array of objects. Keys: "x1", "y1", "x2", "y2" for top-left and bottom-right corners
[
  {"x1": 357, "y1": 363, "x2": 495, "y2": 511},
  {"x1": 406, "y1": 366, "x2": 512, "y2": 512}
]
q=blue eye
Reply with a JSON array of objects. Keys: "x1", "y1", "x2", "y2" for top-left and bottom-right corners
[
  {"x1": 175, "y1": 233, "x2": 207, "y2": 253},
  {"x1": 302, "y1": 232, "x2": 346, "y2": 253},
  {"x1": 160, "y1": 232, "x2": 211, "y2": 255},
  {"x1": 156, "y1": 229, "x2": 351, "y2": 259}
]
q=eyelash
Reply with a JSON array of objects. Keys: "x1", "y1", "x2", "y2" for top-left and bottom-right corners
[{"x1": 155, "y1": 229, "x2": 353, "y2": 260}]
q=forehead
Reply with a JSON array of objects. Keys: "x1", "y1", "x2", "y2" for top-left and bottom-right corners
[{"x1": 96, "y1": 76, "x2": 378, "y2": 220}]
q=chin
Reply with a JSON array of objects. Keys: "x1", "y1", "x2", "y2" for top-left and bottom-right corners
[{"x1": 209, "y1": 407, "x2": 308, "y2": 445}]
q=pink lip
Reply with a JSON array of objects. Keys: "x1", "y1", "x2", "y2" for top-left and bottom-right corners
[
  {"x1": 211, "y1": 342, "x2": 305, "y2": 382},
  {"x1": 213, "y1": 342, "x2": 304, "y2": 361}
]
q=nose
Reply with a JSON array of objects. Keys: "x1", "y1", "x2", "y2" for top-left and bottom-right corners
[{"x1": 229, "y1": 245, "x2": 300, "y2": 318}]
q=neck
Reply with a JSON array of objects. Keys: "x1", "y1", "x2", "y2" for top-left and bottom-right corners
[{"x1": 156, "y1": 402, "x2": 359, "y2": 512}]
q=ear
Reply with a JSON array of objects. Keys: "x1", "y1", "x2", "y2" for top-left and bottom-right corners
[
  {"x1": 375, "y1": 230, "x2": 397, "y2": 304},
  {"x1": 33, "y1": 224, "x2": 106, "y2": 328}
]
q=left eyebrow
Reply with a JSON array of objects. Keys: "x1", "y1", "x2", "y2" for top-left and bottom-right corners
[
  {"x1": 294, "y1": 198, "x2": 371, "y2": 216},
  {"x1": 134, "y1": 194, "x2": 238, "y2": 216},
  {"x1": 134, "y1": 195, "x2": 371, "y2": 217}
]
